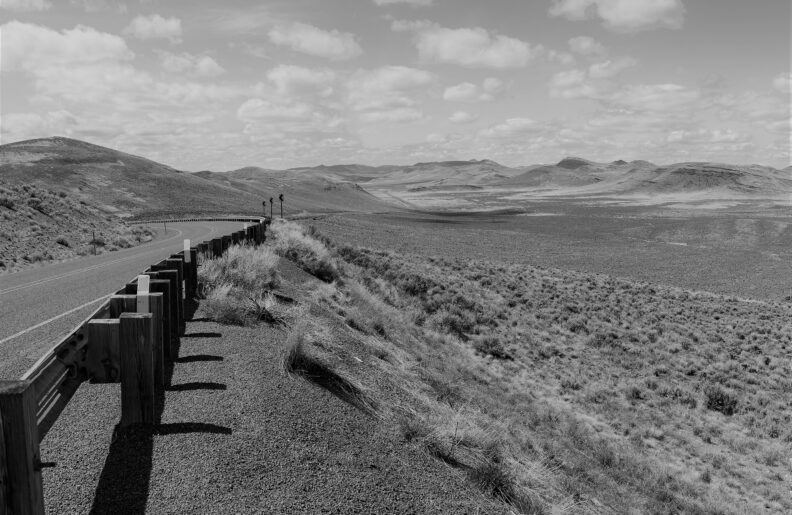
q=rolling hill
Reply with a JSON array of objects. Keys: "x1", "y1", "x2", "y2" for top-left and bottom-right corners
[{"x1": 0, "y1": 137, "x2": 265, "y2": 218}]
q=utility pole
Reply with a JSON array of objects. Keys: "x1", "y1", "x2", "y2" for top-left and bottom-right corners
[
  {"x1": 269, "y1": 197, "x2": 273, "y2": 219},
  {"x1": 262, "y1": 200, "x2": 266, "y2": 217},
  {"x1": 92, "y1": 230, "x2": 96, "y2": 255},
  {"x1": 279, "y1": 193, "x2": 284, "y2": 219}
]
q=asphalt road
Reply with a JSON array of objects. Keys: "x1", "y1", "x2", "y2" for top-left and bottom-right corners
[{"x1": 0, "y1": 221, "x2": 247, "y2": 380}]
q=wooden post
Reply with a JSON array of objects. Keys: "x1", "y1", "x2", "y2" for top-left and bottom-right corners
[
  {"x1": 189, "y1": 248, "x2": 198, "y2": 299},
  {"x1": 0, "y1": 409, "x2": 7, "y2": 514},
  {"x1": 85, "y1": 319, "x2": 121, "y2": 383},
  {"x1": 146, "y1": 279, "x2": 173, "y2": 362},
  {"x1": 211, "y1": 238, "x2": 222, "y2": 258},
  {"x1": 221, "y1": 235, "x2": 231, "y2": 252},
  {"x1": 165, "y1": 258, "x2": 185, "y2": 331},
  {"x1": 109, "y1": 295, "x2": 136, "y2": 317},
  {"x1": 149, "y1": 267, "x2": 182, "y2": 339},
  {"x1": 140, "y1": 293, "x2": 164, "y2": 396},
  {"x1": 119, "y1": 313, "x2": 155, "y2": 427},
  {"x1": 0, "y1": 381, "x2": 44, "y2": 515},
  {"x1": 231, "y1": 232, "x2": 239, "y2": 245}
]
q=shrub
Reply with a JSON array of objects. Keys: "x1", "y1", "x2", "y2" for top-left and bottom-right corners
[
  {"x1": 0, "y1": 197, "x2": 14, "y2": 210},
  {"x1": 270, "y1": 220, "x2": 340, "y2": 282},
  {"x1": 56, "y1": 236, "x2": 70, "y2": 247},
  {"x1": 472, "y1": 335, "x2": 514, "y2": 360},
  {"x1": 704, "y1": 385, "x2": 738, "y2": 416},
  {"x1": 199, "y1": 244, "x2": 280, "y2": 295}
]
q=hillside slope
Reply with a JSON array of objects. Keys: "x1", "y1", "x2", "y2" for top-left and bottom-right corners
[
  {"x1": 197, "y1": 167, "x2": 397, "y2": 215},
  {"x1": 0, "y1": 179, "x2": 154, "y2": 273},
  {"x1": 0, "y1": 137, "x2": 263, "y2": 218}
]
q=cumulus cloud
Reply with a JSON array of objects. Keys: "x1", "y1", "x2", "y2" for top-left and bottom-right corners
[
  {"x1": 0, "y1": 0, "x2": 50, "y2": 11},
  {"x1": 1, "y1": 21, "x2": 132, "y2": 71},
  {"x1": 158, "y1": 51, "x2": 225, "y2": 77},
  {"x1": 347, "y1": 65, "x2": 433, "y2": 112},
  {"x1": 568, "y1": 36, "x2": 606, "y2": 57},
  {"x1": 549, "y1": 56, "x2": 636, "y2": 98},
  {"x1": 479, "y1": 118, "x2": 543, "y2": 139},
  {"x1": 550, "y1": 0, "x2": 685, "y2": 31},
  {"x1": 666, "y1": 128, "x2": 751, "y2": 145},
  {"x1": 267, "y1": 65, "x2": 336, "y2": 97},
  {"x1": 373, "y1": 0, "x2": 432, "y2": 5},
  {"x1": 268, "y1": 22, "x2": 361, "y2": 60},
  {"x1": 588, "y1": 57, "x2": 637, "y2": 78},
  {"x1": 124, "y1": 14, "x2": 182, "y2": 43},
  {"x1": 449, "y1": 111, "x2": 477, "y2": 124},
  {"x1": 772, "y1": 72, "x2": 791, "y2": 94},
  {"x1": 237, "y1": 98, "x2": 317, "y2": 121},
  {"x1": 359, "y1": 108, "x2": 424, "y2": 123},
  {"x1": 443, "y1": 77, "x2": 506, "y2": 102},
  {"x1": 394, "y1": 21, "x2": 539, "y2": 69}
]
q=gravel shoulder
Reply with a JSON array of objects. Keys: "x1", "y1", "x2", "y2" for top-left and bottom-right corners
[{"x1": 40, "y1": 258, "x2": 500, "y2": 514}]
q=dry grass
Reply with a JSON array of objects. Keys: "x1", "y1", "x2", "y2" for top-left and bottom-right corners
[
  {"x1": 269, "y1": 223, "x2": 790, "y2": 514},
  {"x1": 198, "y1": 244, "x2": 285, "y2": 326},
  {"x1": 269, "y1": 219, "x2": 341, "y2": 282}
]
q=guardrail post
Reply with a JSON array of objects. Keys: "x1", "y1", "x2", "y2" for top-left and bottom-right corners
[
  {"x1": 119, "y1": 313, "x2": 155, "y2": 427},
  {"x1": 0, "y1": 381, "x2": 44, "y2": 515},
  {"x1": 221, "y1": 235, "x2": 231, "y2": 252},
  {"x1": 137, "y1": 277, "x2": 165, "y2": 395},
  {"x1": 189, "y1": 248, "x2": 198, "y2": 299},
  {"x1": 211, "y1": 238, "x2": 222, "y2": 258},
  {"x1": 146, "y1": 278, "x2": 173, "y2": 362},
  {"x1": 149, "y1": 266, "x2": 182, "y2": 338},
  {"x1": 85, "y1": 319, "x2": 121, "y2": 383}
]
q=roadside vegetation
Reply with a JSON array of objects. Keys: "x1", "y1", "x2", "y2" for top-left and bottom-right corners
[
  {"x1": 200, "y1": 219, "x2": 792, "y2": 514},
  {"x1": 0, "y1": 180, "x2": 154, "y2": 273}
]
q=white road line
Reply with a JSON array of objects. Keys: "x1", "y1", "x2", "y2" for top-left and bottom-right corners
[
  {"x1": 0, "y1": 228, "x2": 185, "y2": 296},
  {"x1": 0, "y1": 294, "x2": 113, "y2": 346}
]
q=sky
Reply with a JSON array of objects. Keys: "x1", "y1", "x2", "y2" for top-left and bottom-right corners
[{"x1": 1, "y1": 0, "x2": 790, "y2": 171}]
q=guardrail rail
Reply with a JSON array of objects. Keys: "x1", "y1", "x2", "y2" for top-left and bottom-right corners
[{"x1": 0, "y1": 218, "x2": 271, "y2": 515}]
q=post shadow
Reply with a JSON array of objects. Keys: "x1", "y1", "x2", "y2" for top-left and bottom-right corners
[{"x1": 90, "y1": 298, "x2": 230, "y2": 514}]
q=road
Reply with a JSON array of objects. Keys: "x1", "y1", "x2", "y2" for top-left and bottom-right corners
[{"x1": 0, "y1": 221, "x2": 247, "y2": 380}]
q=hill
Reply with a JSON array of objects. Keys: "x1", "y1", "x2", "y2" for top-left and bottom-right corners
[
  {"x1": 197, "y1": 166, "x2": 398, "y2": 214},
  {"x1": 0, "y1": 179, "x2": 154, "y2": 273},
  {"x1": 0, "y1": 137, "x2": 264, "y2": 218}
]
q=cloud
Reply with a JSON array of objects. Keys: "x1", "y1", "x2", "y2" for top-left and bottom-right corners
[
  {"x1": 479, "y1": 118, "x2": 544, "y2": 139},
  {"x1": 237, "y1": 98, "x2": 316, "y2": 121},
  {"x1": 124, "y1": 14, "x2": 182, "y2": 43},
  {"x1": 268, "y1": 22, "x2": 361, "y2": 60},
  {"x1": 549, "y1": 0, "x2": 685, "y2": 31},
  {"x1": 158, "y1": 51, "x2": 225, "y2": 77},
  {"x1": 373, "y1": 0, "x2": 432, "y2": 5},
  {"x1": 394, "y1": 21, "x2": 539, "y2": 68},
  {"x1": 0, "y1": 0, "x2": 50, "y2": 11},
  {"x1": 549, "y1": 57, "x2": 636, "y2": 98},
  {"x1": 568, "y1": 36, "x2": 606, "y2": 57},
  {"x1": 70, "y1": 0, "x2": 127, "y2": 13},
  {"x1": 772, "y1": 72, "x2": 791, "y2": 94},
  {"x1": 347, "y1": 65, "x2": 434, "y2": 111},
  {"x1": 665, "y1": 128, "x2": 751, "y2": 145},
  {"x1": 588, "y1": 57, "x2": 637, "y2": 78},
  {"x1": 608, "y1": 83, "x2": 700, "y2": 111},
  {"x1": 1, "y1": 21, "x2": 132, "y2": 71},
  {"x1": 267, "y1": 65, "x2": 336, "y2": 97},
  {"x1": 449, "y1": 111, "x2": 477, "y2": 124},
  {"x1": 443, "y1": 77, "x2": 506, "y2": 102},
  {"x1": 359, "y1": 108, "x2": 424, "y2": 123}
]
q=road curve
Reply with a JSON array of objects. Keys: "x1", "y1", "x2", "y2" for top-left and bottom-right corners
[{"x1": 0, "y1": 221, "x2": 248, "y2": 380}]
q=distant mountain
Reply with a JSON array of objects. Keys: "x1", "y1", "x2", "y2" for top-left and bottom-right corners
[
  {"x1": 494, "y1": 158, "x2": 792, "y2": 199},
  {"x1": 0, "y1": 137, "x2": 262, "y2": 218}
]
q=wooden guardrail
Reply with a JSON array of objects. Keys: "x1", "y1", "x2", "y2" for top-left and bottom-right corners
[{"x1": 0, "y1": 219, "x2": 270, "y2": 514}]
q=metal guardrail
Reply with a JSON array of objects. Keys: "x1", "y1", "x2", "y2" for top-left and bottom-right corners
[{"x1": 0, "y1": 219, "x2": 270, "y2": 515}]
